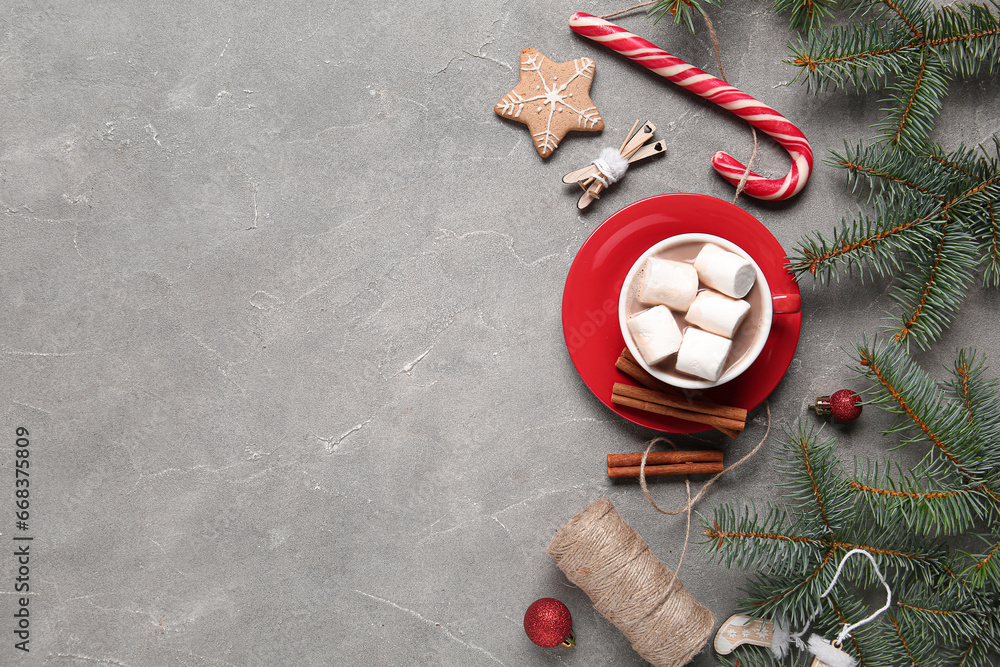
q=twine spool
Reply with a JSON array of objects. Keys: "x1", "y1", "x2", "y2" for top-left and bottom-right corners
[{"x1": 546, "y1": 497, "x2": 714, "y2": 666}]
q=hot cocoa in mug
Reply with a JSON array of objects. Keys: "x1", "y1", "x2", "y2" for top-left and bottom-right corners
[{"x1": 619, "y1": 233, "x2": 798, "y2": 389}]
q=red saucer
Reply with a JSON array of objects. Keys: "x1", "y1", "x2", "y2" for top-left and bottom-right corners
[{"x1": 562, "y1": 193, "x2": 802, "y2": 432}]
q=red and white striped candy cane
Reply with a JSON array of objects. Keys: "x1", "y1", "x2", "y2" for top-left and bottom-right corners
[{"x1": 569, "y1": 12, "x2": 813, "y2": 201}]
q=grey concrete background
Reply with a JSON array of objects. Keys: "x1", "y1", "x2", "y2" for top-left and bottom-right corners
[{"x1": 1, "y1": 1, "x2": 998, "y2": 665}]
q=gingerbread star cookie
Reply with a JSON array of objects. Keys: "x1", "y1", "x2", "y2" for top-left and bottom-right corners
[{"x1": 495, "y1": 47, "x2": 604, "y2": 157}]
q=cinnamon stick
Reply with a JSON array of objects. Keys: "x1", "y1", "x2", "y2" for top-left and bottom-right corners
[
  {"x1": 607, "y1": 461, "x2": 724, "y2": 479},
  {"x1": 613, "y1": 382, "x2": 747, "y2": 424},
  {"x1": 615, "y1": 354, "x2": 675, "y2": 394},
  {"x1": 608, "y1": 450, "x2": 723, "y2": 468},
  {"x1": 610, "y1": 382, "x2": 739, "y2": 438},
  {"x1": 614, "y1": 359, "x2": 748, "y2": 423},
  {"x1": 610, "y1": 391, "x2": 744, "y2": 438},
  {"x1": 620, "y1": 345, "x2": 641, "y2": 366},
  {"x1": 614, "y1": 349, "x2": 747, "y2": 437}
]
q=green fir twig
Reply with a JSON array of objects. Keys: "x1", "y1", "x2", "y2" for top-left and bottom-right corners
[
  {"x1": 703, "y1": 342, "x2": 1000, "y2": 666},
  {"x1": 646, "y1": 0, "x2": 721, "y2": 33},
  {"x1": 786, "y1": 0, "x2": 1000, "y2": 148},
  {"x1": 788, "y1": 139, "x2": 1000, "y2": 349}
]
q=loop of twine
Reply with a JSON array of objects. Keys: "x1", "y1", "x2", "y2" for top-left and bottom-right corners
[
  {"x1": 822, "y1": 549, "x2": 892, "y2": 645},
  {"x1": 791, "y1": 548, "x2": 893, "y2": 650},
  {"x1": 598, "y1": 3, "x2": 758, "y2": 203},
  {"x1": 638, "y1": 401, "x2": 771, "y2": 583}
]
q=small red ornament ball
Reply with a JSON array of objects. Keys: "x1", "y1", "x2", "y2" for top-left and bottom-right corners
[
  {"x1": 830, "y1": 389, "x2": 863, "y2": 421},
  {"x1": 523, "y1": 598, "x2": 575, "y2": 648},
  {"x1": 814, "y1": 389, "x2": 863, "y2": 422}
]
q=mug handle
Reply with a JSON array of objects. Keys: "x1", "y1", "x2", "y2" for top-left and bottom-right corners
[{"x1": 772, "y1": 293, "x2": 801, "y2": 314}]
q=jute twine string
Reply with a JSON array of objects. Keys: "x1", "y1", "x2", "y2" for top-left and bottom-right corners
[
  {"x1": 598, "y1": 2, "x2": 759, "y2": 203},
  {"x1": 601, "y1": 1, "x2": 655, "y2": 18},
  {"x1": 640, "y1": 401, "x2": 771, "y2": 517},
  {"x1": 547, "y1": 497, "x2": 715, "y2": 667},
  {"x1": 545, "y1": 405, "x2": 771, "y2": 666},
  {"x1": 636, "y1": 402, "x2": 770, "y2": 609}
]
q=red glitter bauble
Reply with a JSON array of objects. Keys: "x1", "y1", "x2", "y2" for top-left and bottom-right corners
[
  {"x1": 523, "y1": 598, "x2": 575, "y2": 648},
  {"x1": 829, "y1": 389, "x2": 863, "y2": 422}
]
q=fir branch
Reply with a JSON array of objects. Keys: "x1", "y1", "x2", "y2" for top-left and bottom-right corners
[
  {"x1": 926, "y1": 150, "x2": 978, "y2": 180},
  {"x1": 878, "y1": 0, "x2": 928, "y2": 40},
  {"x1": 885, "y1": 609, "x2": 938, "y2": 666},
  {"x1": 893, "y1": 596, "x2": 987, "y2": 643},
  {"x1": 850, "y1": 460, "x2": 994, "y2": 536},
  {"x1": 854, "y1": 339, "x2": 993, "y2": 479},
  {"x1": 774, "y1": 0, "x2": 841, "y2": 33},
  {"x1": 707, "y1": 345, "x2": 1000, "y2": 665},
  {"x1": 956, "y1": 356, "x2": 976, "y2": 417},
  {"x1": 830, "y1": 140, "x2": 948, "y2": 203},
  {"x1": 786, "y1": 0, "x2": 1000, "y2": 147},
  {"x1": 922, "y1": 139, "x2": 998, "y2": 183},
  {"x1": 877, "y1": 50, "x2": 949, "y2": 153},
  {"x1": 890, "y1": 222, "x2": 979, "y2": 348},
  {"x1": 743, "y1": 552, "x2": 841, "y2": 625},
  {"x1": 956, "y1": 613, "x2": 1000, "y2": 667},
  {"x1": 788, "y1": 19, "x2": 918, "y2": 93},
  {"x1": 646, "y1": 0, "x2": 720, "y2": 33},
  {"x1": 980, "y1": 201, "x2": 1000, "y2": 286},
  {"x1": 793, "y1": 139, "x2": 1000, "y2": 349},
  {"x1": 702, "y1": 502, "x2": 827, "y2": 576},
  {"x1": 942, "y1": 140, "x2": 1000, "y2": 286},
  {"x1": 963, "y1": 537, "x2": 1000, "y2": 587},
  {"x1": 829, "y1": 537, "x2": 957, "y2": 584},
  {"x1": 924, "y1": 2, "x2": 1000, "y2": 77},
  {"x1": 830, "y1": 595, "x2": 898, "y2": 667},
  {"x1": 948, "y1": 171, "x2": 1000, "y2": 209},
  {"x1": 946, "y1": 348, "x2": 1000, "y2": 444},
  {"x1": 894, "y1": 573, "x2": 994, "y2": 636},
  {"x1": 787, "y1": 201, "x2": 944, "y2": 282},
  {"x1": 776, "y1": 423, "x2": 856, "y2": 534}
]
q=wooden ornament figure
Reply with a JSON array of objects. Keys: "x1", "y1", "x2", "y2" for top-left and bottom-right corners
[
  {"x1": 716, "y1": 549, "x2": 891, "y2": 666},
  {"x1": 714, "y1": 614, "x2": 787, "y2": 656},
  {"x1": 562, "y1": 120, "x2": 665, "y2": 209}
]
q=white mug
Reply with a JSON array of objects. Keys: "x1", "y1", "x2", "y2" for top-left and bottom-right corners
[{"x1": 618, "y1": 233, "x2": 798, "y2": 389}]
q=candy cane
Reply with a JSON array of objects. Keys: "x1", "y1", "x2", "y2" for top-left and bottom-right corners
[{"x1": 569, "y1": 12, "x2": 813, "y2": 201}]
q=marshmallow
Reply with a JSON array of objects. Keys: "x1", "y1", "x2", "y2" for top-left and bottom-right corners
[
  {"x1": 693, "y1": 244, "x2": 756, "y2": 299},
  {"x1": 627, "y1": 305, "x2": 682, "y2": 366},
  {"x1": 685, "y1": 290, "x2": 751, "y2": 339},
  {"x1": 675, "y1": 327, "x2": 732, "y2": 381},
  {"x1": 638, "y1": 257, "x2": 699, "y2": 311}
]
